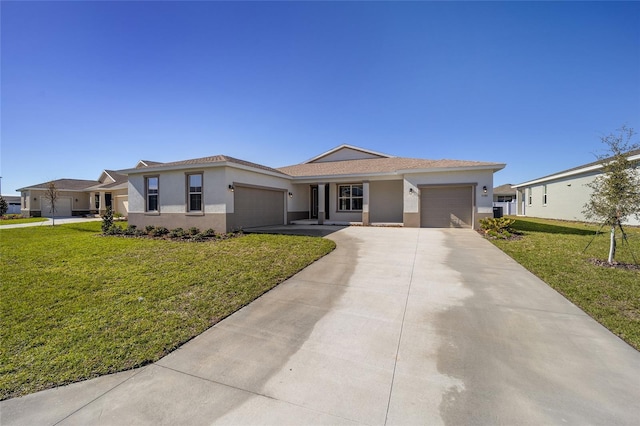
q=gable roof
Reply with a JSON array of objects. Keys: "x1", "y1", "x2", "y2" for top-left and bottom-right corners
[
  {"x1": 136, "y1": 160, "x2": 164, "y2": 168},
  {"x1": 493, "y1": 184, "x2": 516, "y2": 196},
  {"x1": 17, "y1": 178, "x2": 100, "y2": 192},
  {"x1": 303, "y1": 144, "x2": 392, "y2": 164},
  {"x1": 122, "y1": 155, "x2": 289, "y2": 176},
  {"x1": 278, "y1": 156, "x2": 505, "y2": 178},
  {"x1": 514, "y1": 148, "x2": 640, "y2": 188}
]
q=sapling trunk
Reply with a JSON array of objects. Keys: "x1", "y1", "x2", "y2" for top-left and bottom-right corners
[{"x1": 608, "y1": 225, "x2": 616, "y2": 264}]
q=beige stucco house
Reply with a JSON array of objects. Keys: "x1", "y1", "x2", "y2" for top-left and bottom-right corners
[
  {"x1": 513, "y1": 149, "x2": 640, "y2": 226},
  {"x1": 17, "y1": 170, "x2": 128, "y2": 218},
  {"x1": 122, "y1": 145, "x2": 505, "y2": 233}
]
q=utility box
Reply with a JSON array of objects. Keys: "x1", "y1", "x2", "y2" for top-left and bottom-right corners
[{"x1": 493, "y1": 206, "x2": 503, "y2": 218}]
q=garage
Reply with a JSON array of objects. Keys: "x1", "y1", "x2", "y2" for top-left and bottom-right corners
[
  {"x1": 42, "y1": 197, "x2": 72, "y2": 217},
  {"x1": 234, "y1": 186, "x2": 285, "y2": 228},
  {"x1": 420, "y1": 185, "x2": 473, "y2": 228}
]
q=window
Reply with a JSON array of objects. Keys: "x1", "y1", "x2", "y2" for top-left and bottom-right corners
[
  {"x1": 543, "y1": 185, "x2": 547, "y2": 205},
  {"x1": 146, "y1": 176, "x2": 159, "y2": 212},
  {"x1": 338, "y1": 184, "x2": 363, "y2": 211},
  {"x1": 187, "y1": 173, "x2": 202, "y2": 211},
  {"x1": 497, "y1": 196, "x2": 513, "y2": 202},
  {"x1": 527, "y1": 188, "x2": 532, "y2": 205}
]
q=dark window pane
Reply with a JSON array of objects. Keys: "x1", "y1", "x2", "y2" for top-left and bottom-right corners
[
  {"x1": 352, "y1": 186, "x2": 363, "y2": 197},
  {"x1": 148, "y1": 195, "x2": 158, "y2": 211},
  {"x1": 352, "y1": 198, "x2": 363, "y2": 210},
  {"x1": 190, "y1": 194, "x2": 202, "y2": 211},
  {"x1": 340, "y1": 186, "x2": 351, "y2": 197}
]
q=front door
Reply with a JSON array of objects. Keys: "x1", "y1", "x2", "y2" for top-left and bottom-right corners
[
  {"x1": 311, "y1": 186, "x2": 319, "y2": 219},
  {"x1": 105, "y1": 193, "x2": 112, "y2": 208},
  {"x1": 310, "y1": 185, "x2": 330, "y2": 220}
]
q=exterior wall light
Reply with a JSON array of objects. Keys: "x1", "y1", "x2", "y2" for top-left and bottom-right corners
[
  {"x1": 288, "y1": 192, "x2": 293, "y2": 198},
  {"x1": 482, "y1": 186, "x2": 488, "y2": 194},
  {"x1": 409, "y1": 188, "x2": 414, "y2": 194},
  {"x1": 228, "y1": 185, "x2": 234, "y2": 192}
]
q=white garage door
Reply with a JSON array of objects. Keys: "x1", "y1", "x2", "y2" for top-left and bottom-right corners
[
  {"x1": 42, "y1": 197, "x2": 72, "y2": 217},
  {"x1": 234, "y1": 186, "x2": 284, "y2": 228},
  {"x1": 420, "y1": 186, "x2": 473, "y2": 228}
]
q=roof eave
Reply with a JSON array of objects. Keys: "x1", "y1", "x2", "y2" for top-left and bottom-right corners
[
  {"x1": 122, "y1": 161, "x2": 290, "y2": 179},
  {"x1": 400, "y1": 164, "x2": 506, "y2": 174}
]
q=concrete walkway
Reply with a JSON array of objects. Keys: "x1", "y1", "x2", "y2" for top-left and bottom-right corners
[
  {"x1": 1, "y1": 227, "x2": 639, "y2": 425},
  {"x1": 0, "y1": 217, "x2": 102, "y2": 229}
]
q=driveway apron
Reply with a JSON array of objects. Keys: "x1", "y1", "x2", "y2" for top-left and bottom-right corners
[{"x1": 1, "y1": 227, "x2": 639, "y2": 425}]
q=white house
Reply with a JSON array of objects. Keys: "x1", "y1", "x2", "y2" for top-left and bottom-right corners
[
  {"x1": 122, "y1": 145, "x2": 505, "y2": 233},
  {"x1": 513, "y1": 149, "x2": 640, "y2": 226}
]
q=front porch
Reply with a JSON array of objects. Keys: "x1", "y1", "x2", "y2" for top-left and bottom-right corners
[{"x1": 291, "y1": 219, "x2": 403, "y2": 227}]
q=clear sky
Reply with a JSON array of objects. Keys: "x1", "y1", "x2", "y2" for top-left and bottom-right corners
[{"x1": 1, "y1": 1, "x2": 639, "y2": 195}]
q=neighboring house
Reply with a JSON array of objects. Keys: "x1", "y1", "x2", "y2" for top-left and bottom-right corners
[
  {"x1": 17, "y1": 170, "x2": 128, "y2": 218},
  {"x1": 513, "y1": 149, "x2": 640, "y2": 226},
  {"x1": 121, "y1": 145, "x2": 505, "y2": 233},
  {"x1": 492, "y1": 183, "x2": 517, "y2": 215},
  {"x1": 1, "y1": 195, "x2": 22, "y2": 214}
]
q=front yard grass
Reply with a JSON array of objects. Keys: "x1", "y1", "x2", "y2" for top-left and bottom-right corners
[
  {"x1": 489, "y1": 217, "x2": 640, "y2": 351},
  {"x1": 0, "y1": 222, "x2": 335, "y2": 400},
  {"x1": 0, "y1": 217, "x2": 48, "y2": 225}
]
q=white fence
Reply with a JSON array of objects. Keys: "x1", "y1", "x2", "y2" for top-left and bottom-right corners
[{"x1": 492, "y1": 201, "x2": 516, "y2": 216}]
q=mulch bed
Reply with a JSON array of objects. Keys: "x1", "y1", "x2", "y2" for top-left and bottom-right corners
[{"x1": 588, "y1": 258, "x2": 640, "y2": 270}]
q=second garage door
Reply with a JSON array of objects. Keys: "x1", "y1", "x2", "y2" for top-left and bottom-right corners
[
  {"x1": 234, "y1": 186, "x2": 285, "y2": 228},
  {"x1": 420, "y1": 186, "x2": 473, "y2": 228}
]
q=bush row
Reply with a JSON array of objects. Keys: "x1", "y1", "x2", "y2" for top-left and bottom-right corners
[{"x1": 103, "y1": 224, "x2": 240, "y2": 242}]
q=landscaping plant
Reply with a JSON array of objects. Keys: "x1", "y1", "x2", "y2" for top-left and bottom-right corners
[{"x1": 582, "y1": 126, "x2": 640, "y2": 264}]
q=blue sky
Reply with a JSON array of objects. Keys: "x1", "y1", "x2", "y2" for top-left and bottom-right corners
[{"x1": 1, "y1": 1, "x2": 639, "y2": 195}]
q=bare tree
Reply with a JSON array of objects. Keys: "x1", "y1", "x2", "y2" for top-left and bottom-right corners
[
  {"x1": 43, "y1": 181, "x2": 60, "y2": 226},
  {"x1": 583, "y1": 126, "x2": 640, "y2": 264}
]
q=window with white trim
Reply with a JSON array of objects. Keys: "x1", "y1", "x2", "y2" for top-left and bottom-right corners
[
  {"x1": 338, "y1": 184, "x2": 363, "y2": 211},
  {"x1": 146, "y1": 176, "x2": 159, "y2": 212},
  {"x1": 187, "y1": 173, "x2": 202, "y2": 211},
  {"x1": 543, "y1": 185, "x2": 547, "y2": 205}
]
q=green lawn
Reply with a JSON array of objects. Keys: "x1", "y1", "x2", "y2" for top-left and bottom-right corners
[
  {"x1": 0, "y1": 217, "x2": 48, "y2": 225},
  {"x1": 489, "y1": 217, "x2": 640, "y2": 351},
  {"x1": 0, "y1": 222, "x2": 335, "y2": 400}
]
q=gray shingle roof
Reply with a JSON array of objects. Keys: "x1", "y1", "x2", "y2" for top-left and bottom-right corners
[
  {"x1": 278, "y1": 157, "x2": 504, "y2": 177},
  {"x1": 493, "y1": 184, "x2": 516, "y2": 196},
  {"x1": 17, "y1": 178, "x2": 100, "y2": 192},
  {"x1": 132, "y1": 155, "x2": 289, "y2": 176}
]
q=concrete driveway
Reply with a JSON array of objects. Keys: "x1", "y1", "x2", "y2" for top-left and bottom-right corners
[{"x1": 2, "y1": 227, "x2": 639, "y2": 425}]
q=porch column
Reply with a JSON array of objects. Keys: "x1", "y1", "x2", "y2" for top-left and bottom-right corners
[
  {"x1": 89, "y1": 192, "x2": 96, "y2": 214},
  {"x1": 317, "y1": 183, "x2": 325, "y2": 225},
  {"x1": 362, "y1": 181, "x2": 370, "y2": 225},
  {"x1": 98, "y1": 191, "x2": 106, "y2": 215}
]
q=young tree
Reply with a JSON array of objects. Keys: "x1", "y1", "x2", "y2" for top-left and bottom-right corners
[
  {"x1": 583, "y1": 126, "x2": 640, "y2": 263},
  {"x1": 0, "y1": 196, "x2": 8, "y2": 216},
  {"x1": 43, "y1": 181, "x2": 60, "y2": 226}
]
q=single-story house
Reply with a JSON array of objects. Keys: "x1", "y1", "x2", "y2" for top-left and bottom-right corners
[
  {"x1": 121, "y1": 145, "x2": 505, "y2": 233},
  {"x1": 512, "y1": 149, "x2": 640, "y2": 226},
  {"x1": 17, "y1": 170, "x2": 128, "y2": 218},
  {"x1": 492, "y1": 183, "x2": 517, "y2": 215}
]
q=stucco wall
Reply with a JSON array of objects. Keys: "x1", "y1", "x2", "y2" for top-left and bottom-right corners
[
  {"x1": 517, "y1": 171, "x2": 640, "y2": 226},
  {"x1": 403, "y1": 169, "x2": 495, "y2": 228}
]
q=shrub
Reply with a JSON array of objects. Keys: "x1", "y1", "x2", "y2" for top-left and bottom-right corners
[
  {"x1": 151, "y1": 226, "x2": 169, "y2": 237},
  {"x1": 169, "y1": 228, "x2": 186, "y2": 238},
  {"x1": 123, "y1": 225, "x2": 137, "y2": 236},
  {"x1": 101, "y1": 206, "x2": 114, "y2": 234},
  {"x1": 0, "y1": 196, "x2": 8, "y2": 216},
  {"x1": 203, "y1": 228, "x2": 216, "y2": 237},
  {"x1": 145, "y1": 225, "x2": 155, "y2": 234},
  {"x1": 187, "y1": 227, "x2": 200, "y2": 236},
  {"x1": 480, "y1": 217, "x2": 516, "y2": 239},
  {"x1": 191, "y1": 233, "x2": 206, "y2": 242}
]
